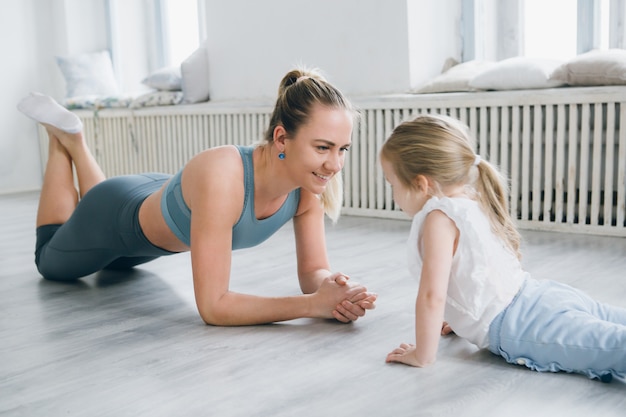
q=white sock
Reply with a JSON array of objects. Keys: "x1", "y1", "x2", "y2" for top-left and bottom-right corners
[{"x1": 17, "y1": 92, "x2": 83, "y2": 133}]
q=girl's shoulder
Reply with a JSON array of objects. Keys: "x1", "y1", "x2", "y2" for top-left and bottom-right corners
[
  {"x1": 416, "y1": 196, "x2": 479, "y2": 224},
  {"x1": 411, "y1": 197, "x2": 486, "y2": 238}
]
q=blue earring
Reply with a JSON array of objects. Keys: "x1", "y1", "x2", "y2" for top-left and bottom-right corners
[{"x1": 278, "y1": 152, "x2": 285, "y2": 160}]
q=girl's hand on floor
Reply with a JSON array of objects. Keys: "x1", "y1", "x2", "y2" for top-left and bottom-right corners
[{"x1": 385, "y1": 343, "x2": 422, "y2": 367}]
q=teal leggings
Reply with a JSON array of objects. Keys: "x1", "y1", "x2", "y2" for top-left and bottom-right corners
[{"x1": 35, "y1": 173, "x2": 176, "y2": 281}]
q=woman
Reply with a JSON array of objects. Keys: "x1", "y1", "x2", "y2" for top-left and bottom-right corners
[{"x1": 18, "y1": 67, "x2": 377, "y2": 326}]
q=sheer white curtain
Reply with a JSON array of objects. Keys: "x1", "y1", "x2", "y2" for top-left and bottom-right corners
[
  {"x1": 158, "y1": 0, "x2": 201, "y2": 67},
  {"x1": 105, "y1": 0, "x2": 203, "y2": 91}
]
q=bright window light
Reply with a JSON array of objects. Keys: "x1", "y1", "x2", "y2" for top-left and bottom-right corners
[
  {"x1": 600, "y1": 0, "x2": 609, "y2": 49},
  {"x1": 163, "y1": 0, "x2": 199, "y2": 66},
  {"x1": 524, "y1": 0, "x2": 577, "y2": 60}
]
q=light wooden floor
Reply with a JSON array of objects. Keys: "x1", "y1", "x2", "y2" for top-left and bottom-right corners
[{"x1": 1, "y1": 191, "x2": 625, "y2": 417}]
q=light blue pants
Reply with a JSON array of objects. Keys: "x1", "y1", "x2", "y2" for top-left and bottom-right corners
[{"x1": 488, "y1": 278, "x2": 626, "y2": 382}]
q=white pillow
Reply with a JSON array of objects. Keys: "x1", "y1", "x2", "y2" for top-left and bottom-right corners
[
  {"x1": 469, "y1": 57, "x2": 566, "y2": 90},
  {"x1": 56, "y1": 50, "x2": 120, "y2": 98},
  {"x1": 142, "y1": 66, "x2": 182, "y2": 91},
  {"x1": 412, "y1": 60, "x2": 495, "y2": 94},
  {"x1": 181, "y1": 46, "x2": 210, "y2": 103},
  {"x1": 130, "y1": 91, "x2": 183, "y2": 108},
  {"x1": 550, "y1": 49, "x2": 626, "y2": 86}
]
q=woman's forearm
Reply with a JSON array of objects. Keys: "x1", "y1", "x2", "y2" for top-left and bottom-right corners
[{"x1": 198, "y1": 291, "x2": 317, "y2": 326}]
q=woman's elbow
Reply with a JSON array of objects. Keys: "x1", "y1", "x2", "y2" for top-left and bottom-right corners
[{"x1": 197, "y1": 303, "x2": 230, "y2": 326}]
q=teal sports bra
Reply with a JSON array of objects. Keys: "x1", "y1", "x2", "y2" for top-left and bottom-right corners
[{"x1": 160, "y1": 145, "x2": 300, "y2": 249}]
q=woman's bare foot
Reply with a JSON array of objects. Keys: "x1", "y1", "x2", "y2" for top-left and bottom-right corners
[
  {"x1": 44, "y1": 124, "x2": 84, "y2": 152},
  {"x1": 17, "y1": 92, "x2": 83, "y2": 134}
]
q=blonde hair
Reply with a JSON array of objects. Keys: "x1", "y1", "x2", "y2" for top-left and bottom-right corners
[
  {"x1": 380, "y1": 114, "x2": 521, "y2": 258},
  {"x1": 264, "y1": 67, "x2": 356, "y2": 222}
]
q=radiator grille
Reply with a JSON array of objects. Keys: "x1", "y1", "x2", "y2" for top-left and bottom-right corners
[{"x1": 38, "y1": 89, "x2": 626, "y2": 236}]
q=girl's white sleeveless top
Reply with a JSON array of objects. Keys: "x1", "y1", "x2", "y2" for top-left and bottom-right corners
[{"x1": 407, "y1": 196, "x2": 528, "y2": 348}]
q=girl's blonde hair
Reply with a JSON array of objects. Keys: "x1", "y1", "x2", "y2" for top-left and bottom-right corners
[
  {"x1": 380, "y1": 114, "x2": 521, "y2": 258},
  {"x1": 263, "y1": 67, "x2": 356, "y2": 222}
]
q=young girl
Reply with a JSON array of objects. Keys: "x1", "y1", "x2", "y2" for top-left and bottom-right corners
[
  {"x1": 17, "y1": 67, "x2": 376, "y2": 326},
  {"x1": 381, "y1": 114, "x2": 625, "y2": 383}
]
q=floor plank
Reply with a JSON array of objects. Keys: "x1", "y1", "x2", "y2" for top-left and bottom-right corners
[{"x1": 1, "y1": 191, "x2": 625, "y2": 417}]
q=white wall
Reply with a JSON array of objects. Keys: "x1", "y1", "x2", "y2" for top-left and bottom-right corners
[
  {"x1": 0, "y1": 0, "x2": 461, "y2": 194},
  {"x1": 1, "y1": 0, "x2": 52, "y2": 193},
  {"x1": 203, "y1": 0, "x2": 418, "y2": 101}
]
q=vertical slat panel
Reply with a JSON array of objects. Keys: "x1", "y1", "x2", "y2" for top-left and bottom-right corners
[
  {"x1": 186, "y1": 114, "x2": 195, "y2": 161},
  {"x1": 603, "y1": 104, "x2": 616, "y2": 227},
  {"x1": 343, "y1": 124, "x2": 354, "y2": 210},
  {"x1": 102, "y1": 117, "x2": 112, "y2": 174},
  {"x1": 590, "y1": 104, "x2": 604, "y2": 225},
  {"x1": 532, "y1": 105, "x2": 543, "y2": 221},
  {"x1": 468, "y1": 107, "x2": 478, "y2": 145},
  {"x1": 566, "y1": 105, "x2": 578, "y2": 225},
  {"x1": 164, "y1": 116, "x2": 173, "y2": 173},
  {"x1": 126, "y1": 115, "x2": 138, "y2": 174},
  {"x1": 554, "y1": 105, "x2": 567, "y2": 224},
  {"x1": 478, "y1": 106, "x2": 487, "y2": 159},
  {"x1": 370, "y1": 109, "x2": 379, "y2": 211},
  {"x1": 488, "y1": 106, "x2": 499, "y2": 166},
  {"x1": 510, "y1": 106, "x2": 521, "y2": 221},
  {"x1": 221, "y1": 114, "x2": 228, "y2": 147},
  {"x1": 578, "y1": 104, "x2": 591, "y2": 224},
  {"x1": 147, "y1": 116, "x2": 156, "y2": 171},
  {"x1": 150, "y1": 116, "x2": 159, "y2": 172},
  {"x1": 122, "y1": 116, "x2": 131, "y2": 173},
  {"x1": 617, "y1": 104, "x2": 626, "y2": 227},
  {"x1": 365, "y1": 110, "x2": 375, "y2": 210},
  {"x1": 378, "y1": 109, "x2": 392, "y2": 210},
  {"x1": 500, "y1": 107, "x2": 510, "y2": 179},
  {"x1": 100, "y1": 117, "x2": 112, "y2": 174},
  {"x1": 209, "y1": 114, "x2": 217, "y2": 151},
  {"x1": 169, "y1": 115, "x2": 179, "y2": 172},
  {"x1": 521, "y1": 105, "x2": 531, "y2": 220},
  {"x1": 159, "y1": 116, "x2": 168, "y2": 172},
  {"x1": 358, "y1": 111, "x2": 369, "y2": 209},
  {"x1": 458, "y1": 106, "x2": 467, "y2": 126},
  {"x1": 140, "y1": 115, "x2": 150, "y2": 172},
  {"x1": 543, "y1": 105, "x2": 555, "y2": 224},
  {"x1": 387, "y1": 109, "x2": 403, "y2": 211}
]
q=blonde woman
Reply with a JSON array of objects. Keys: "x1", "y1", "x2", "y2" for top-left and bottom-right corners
[
  {"x1": 18, "y1": 68, "x2": 377, "y2": 326},
  {"x1": 381, "y1": 114, "x2": 625, "y2": 383}
]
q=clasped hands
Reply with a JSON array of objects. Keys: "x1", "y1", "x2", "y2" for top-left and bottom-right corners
[{"x1": 318, "y1": 272, "x2": 377, "y2": 323}]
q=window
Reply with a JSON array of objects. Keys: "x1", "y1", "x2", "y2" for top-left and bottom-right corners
[
  {"x1": 105, "y1": 0, "x2": 204, "y2": 92},
  {"x1": 463, "y1": 0, "x2": 623, "y2": 61},
  {"x1": 524, "y1": 0, "x2": 578, "y2": 59},
  {"x1": 159, "y1": 0, "x2": 201, "y2": 67}
]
